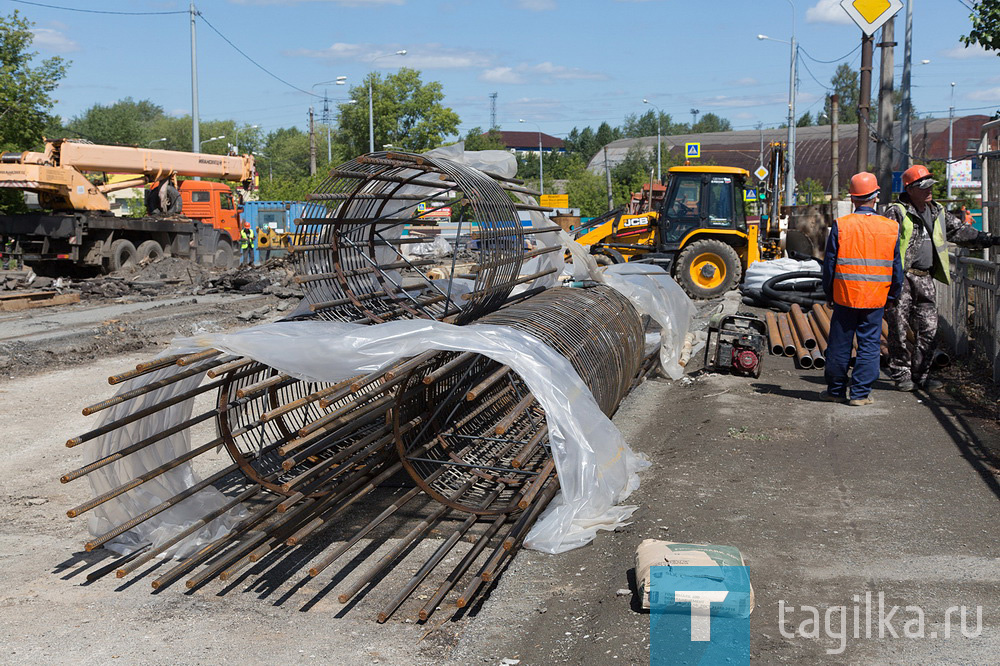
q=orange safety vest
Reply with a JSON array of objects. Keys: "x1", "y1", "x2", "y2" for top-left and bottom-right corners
[{"x1": 832, "y1": 212, "x2": 898, "y2": 309}]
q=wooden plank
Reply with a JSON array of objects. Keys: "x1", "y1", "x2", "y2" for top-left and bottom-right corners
[{"x1": 0, "y1": 292, "x2": 80, "y2": 312}]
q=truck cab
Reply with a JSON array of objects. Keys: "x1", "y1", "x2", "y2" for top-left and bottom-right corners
[{"x1": 179, "y1": 180, "x2": 240, "y2": 244}]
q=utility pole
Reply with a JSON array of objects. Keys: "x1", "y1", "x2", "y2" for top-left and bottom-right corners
[
  {"x1": 604, "y1": 147, "x2": 614, "y2": 212},
  {"x1": 875, "y1": 18, "x2": 895, "y2": 198},
  {"x1": 786, "y1": 34, "x2": 798, "y2": 207},
  {"x1": 831, "y1": 94, "x2": 840, "y2": 203},
  {"x1": 947, "y1": 82, "x2": 956, "y2": 200},
  {"x1": 309, "y1": 107, "x2": 316, "y2": 176},
  {"x1": 857, "y1": 33, "x2": 874, "y2": 173},
  {"x1": 900, "y1": 0, "x2": 914, "y2": 169},
  {"x1": 189, "y1": 1, "x2": 200, "y2": 153}
]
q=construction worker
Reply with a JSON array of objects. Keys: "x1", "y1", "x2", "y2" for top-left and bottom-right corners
[
  {"x1": 821, "y1": 172, "x2": 903, "y2": 406},
  {"x1": 883, "y1": 165, "x2": 1000, "y2": 391},
  {"x1": 240, "y1": 221, "x2": 254, "y2": 266}
]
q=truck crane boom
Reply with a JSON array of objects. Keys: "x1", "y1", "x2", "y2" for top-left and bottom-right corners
[{"x1": 0, "y1": 139, "x2": 255, "y2": 212}]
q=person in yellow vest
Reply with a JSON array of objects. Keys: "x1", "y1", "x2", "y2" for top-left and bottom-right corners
[
  {"x1": 883, "y1": 165, "x2": 1000, "y2": 391},
  {"x1": 240, "y1": 221, "x2": 255, "y2": 266},
  {"x1": 821, "y1": 172, "x2": 903, "y2": 406}
]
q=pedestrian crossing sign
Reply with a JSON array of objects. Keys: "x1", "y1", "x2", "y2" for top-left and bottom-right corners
[
  {"x1": 685, "y1": 143, "x2": 701, "y2": 158},
  {"x1": 744, "y1": 188, "x2": 758, "y2": 202}
]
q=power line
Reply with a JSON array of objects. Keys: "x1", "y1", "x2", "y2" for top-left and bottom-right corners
[
  {"x1": 9, "y1": 0, "x2": 186, "y2": 15},
  {"x1": 196, "y1": 10, "x2": 321, "y2": 98},
  {"x1": 799, "y1": 43, "x2": 862, "y2": 64}
]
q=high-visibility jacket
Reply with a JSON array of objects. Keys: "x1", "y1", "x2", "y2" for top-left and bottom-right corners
[
  {"x1": 832, "y1": 212, "x2": 899, "y2": 308},
  {"x1": 240, "y1": 228, "x2": 253, "y2": 250},
  {"x1": 889, "y1": 202, "x2": 950, "y2": 284}
]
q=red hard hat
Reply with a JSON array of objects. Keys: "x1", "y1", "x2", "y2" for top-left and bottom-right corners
[
  {"x1": 902, "y1": 164, "x2": 932, "y2": 188},
  {"x1": 243, "y1": 221, "x2": 251, "y2": 228},
  {"x1": 848, "y1": 172, "x2": 879, "y2": 197}
]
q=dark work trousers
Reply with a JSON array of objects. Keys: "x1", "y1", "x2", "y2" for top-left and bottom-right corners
[
  {"x1": 825, "y1": 304, "x2": 885, "y2": 400},
  {"x1": 884, "y1": 272, "x2": 938, "y2": 384}
]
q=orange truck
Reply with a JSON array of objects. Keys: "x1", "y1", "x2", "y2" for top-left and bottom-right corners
[{"x1": 0, "y1": 139, "x2": 255, "y2": 272}]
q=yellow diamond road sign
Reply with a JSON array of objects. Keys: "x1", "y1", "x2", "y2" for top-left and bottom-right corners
[{"x1": 840, "y1": 0, "x2": 902, "y2": 36}]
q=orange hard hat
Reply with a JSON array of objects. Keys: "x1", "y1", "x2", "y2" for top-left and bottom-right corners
[
  {"x1": 848, "y1": 172, "x2": 879, "y2": 198},
  {"x1": 243, "y1": 221, "x2": 251, "y2": 228},
  {"x1": 902, "y1": 164, "x2": 933, "y2": 188}
]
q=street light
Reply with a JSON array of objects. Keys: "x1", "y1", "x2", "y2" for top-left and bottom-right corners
[
  {"x1": 368, "y1": 50, "x2": 406, "y2": 153},
  {"x1": 758, "y1": 1, "x2": 797, "y2": 207},
  {"x1": 147, "y1": 137, "x2": 167, "y2": 148},
  {"x1": 519, "y1": 119, "x2": 544, "y2": 195},
  {"x1": 199, "y1": 135, "x2": 225, "y2": 150},
  {"x1": 642, "y1": 99, "x2": 662, "y2": 183}
]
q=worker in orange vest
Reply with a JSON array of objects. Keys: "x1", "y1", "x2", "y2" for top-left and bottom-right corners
[{"x1": 820, "y1": 172, "x2": 903, "y2": 406}]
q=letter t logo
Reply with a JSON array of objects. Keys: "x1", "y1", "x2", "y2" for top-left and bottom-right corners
[{"x1": 675, "y1": 591, "x2": 730, "y2": 641}]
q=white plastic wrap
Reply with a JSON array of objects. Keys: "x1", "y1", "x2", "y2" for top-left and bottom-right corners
[
  {"x1": 559, "y1": 231, "x2": 696, "y2": 379},
  {"x1": 600, "y1": 263, "x2": 697, "y2": 380},
  {"x1": 85, "y1": 351, "x2": 247, "y2": 557},
  {"x1": 87, "y1": 318, "x2": 650, "y2": 556},
  {"x1": 742, "y1": 257, "x2": 822, "y2": 291}
]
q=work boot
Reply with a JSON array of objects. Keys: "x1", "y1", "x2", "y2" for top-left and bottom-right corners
[
  {"x1": 849, "y1": 396, "x2": 875, "y2": 406},
  {"x1": 920, "y1": 379, "x2": 943, "y2": 391},
  {"x1": 820, "y1": 390, "x2": 846, "y2": 403},
  {"x1": 895, "y1": 379, "x2": 915, "y2": 392}
]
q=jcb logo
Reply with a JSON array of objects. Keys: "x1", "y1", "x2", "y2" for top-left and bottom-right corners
[{"x1": 622, "y1": 216, "x2": 649, "y2": 228}]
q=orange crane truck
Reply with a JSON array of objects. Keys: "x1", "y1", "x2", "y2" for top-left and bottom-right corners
[{"x1": 0, "y1": 139, "x2": 255, "y2": 272}]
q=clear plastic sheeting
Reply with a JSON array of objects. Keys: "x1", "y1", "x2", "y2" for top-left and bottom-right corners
[
  {"x1": 558, "y1": 231, "x2": 696, "y2": 380},
  {"x1": 600, "y1": 263, "x2": 697, "y2": 381},
  {"x1": 84, "y1": 353, "x2": 247, "y2": 557},
  {"x1": 162, "y1": 318, "x2": 650, "y2": 554}
]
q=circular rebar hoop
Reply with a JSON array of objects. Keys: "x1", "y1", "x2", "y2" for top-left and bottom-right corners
[
  {"x1": 393, "y1": 285, "x2": 645, "y2": 515},
  {"x1": 293, "y1": 151, "x2": 525, "y2": 325}
]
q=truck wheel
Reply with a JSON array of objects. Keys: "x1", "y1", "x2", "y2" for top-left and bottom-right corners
[
  {"x1": 109, "y1": 239, "x2": 138, "y2": 272},
  {"x1": 136, "y1": 240, "x2": 164, "y2": 263},
  {"x1": 214, "y1": 240, "x2": 234, "y2": 269},
  {"x1": 675, "y1": 239, "x2": 741, "y2": 300}
]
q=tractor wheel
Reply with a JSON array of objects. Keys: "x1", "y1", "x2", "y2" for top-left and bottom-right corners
[
  {"x1": 136, "y1": 240, "x2": 164, "y2": 263},
  {"x1": 675, "y1": 239, "x2": 741, "y2": 300},
  {"x1": 592, "y1": 247, "x2": 625, "y2": 266},
  {"x1": 108, "y1": 239, "x2": 137, "y2": 272}
]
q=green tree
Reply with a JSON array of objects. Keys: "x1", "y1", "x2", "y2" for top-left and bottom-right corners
[
  {"x1": 0, "y1": 10, "x2": 69, "y2": 213},
  {"x1": 796, "y1": 111, "x2": 814, "y2": 127},
  {"x1": 566, "y1": 167, "x2": 609, "y2": 217},
  {"x1": 594, "y1": 121, "x2": 621, "y2": 149},
  {"x1": 263, "y1": 127, "x2": 312, "y2": 179},
  {"x1": 961, "y1": 0, "x2": 1000, "y2": 53},
  {"x1": 691, "y1": 113, "x2": 731, "y2": 133},
  {"x1": 797, "y1": 177, "x2": 825, "y2": 203},
  {"x1": 463, "y1": 126, "x2": 506, "y2": 151},
  {"x1": 0, "y1": 11, "x2": 68, "y2": 150},
  {"x1": 65, "y1": 98, "x2": 163, "y2": 146},
  {"x1": 337, "y1": 68, "x2": 459, "y2": 155},
  {"x1": 819, "y1": 64, "x2": 860, "y2": 125}
]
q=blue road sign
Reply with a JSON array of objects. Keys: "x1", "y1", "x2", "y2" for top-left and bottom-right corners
[
  {"x1": 744, "y1": 188, "x2": 757, "y2": 202},
  {"x1": 685, "y1": 142, "x2": 701, "y2": 158}
]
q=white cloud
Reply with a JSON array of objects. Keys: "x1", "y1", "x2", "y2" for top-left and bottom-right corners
[
  {"x1": 289, "y1": 42, "x2": 491, "y2": 69},
  {"x1": 805, "y1": 0, "x2": 851, "y2": 25},
  {"x1": 231, "y1": 0, "x2": 403, "y2": 5},
  {"x1": 516, "y1": 0, "x2": 556, "y2": 9},
  {"x1": 735, "y1": 77, "x2": 758, "y2": 86},
  {"x1": 481, "y1": 67, "x2": 525, "y2": 84},
  {"x1": 967, "y1": 87, "x2": 1000, "y2": 102},
  {"x1": 941, "y1": 42, "x2": 997, "y2": 59},
  {"x1": 31, "y1": 28, "x2": 79, "y2": 53},
  {"x1": 479, "y1": 61, "x2": 608, "y2": 84}
]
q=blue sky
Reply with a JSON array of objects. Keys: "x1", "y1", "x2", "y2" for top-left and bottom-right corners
[{"x1": 11, "y1": 0, "x2": 1000, "y2": 141}]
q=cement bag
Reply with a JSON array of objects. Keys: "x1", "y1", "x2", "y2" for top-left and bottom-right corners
[{"x1": 636, "y1": 539, "x2": 754, "y2": 616}]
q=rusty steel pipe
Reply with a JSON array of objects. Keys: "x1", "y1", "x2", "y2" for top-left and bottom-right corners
[
  {"x1": 765, "y1": 311, "x2": 784, "y2": 356},
  {"x1": 776, "y1": 313, "x2": 796, "y2": 356},
  {"x1": 789, "y1": 304, "x2": 817, "y2": 350}
]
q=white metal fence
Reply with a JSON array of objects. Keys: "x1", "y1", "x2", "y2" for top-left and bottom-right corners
[{"x1": 936, "y1": 119, "x2": 1000, "y2": 384}]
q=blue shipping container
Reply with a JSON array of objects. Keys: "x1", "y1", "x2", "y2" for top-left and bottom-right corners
[{"x1": 241, "y1": 200, "x2": 307, "y2": 263}]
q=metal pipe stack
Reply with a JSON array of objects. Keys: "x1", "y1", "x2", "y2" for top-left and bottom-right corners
[
  {"x1": 61, "y1": 152, "x2": 654, "y2": 623},
  {"x1": 764, "y1": 303, "x2": 893, "y2": 370}
]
